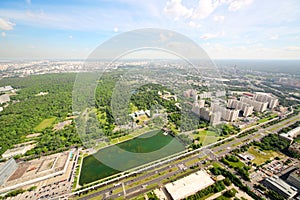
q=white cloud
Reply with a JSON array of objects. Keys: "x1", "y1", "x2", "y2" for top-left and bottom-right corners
[
  {"x1": 284, "y1": 46, "x2": 300, "y2": 51},
  {"x1": 164, "y1": 0, "x2": 193, "y2": 20},
  {"x1": 192, "y1": 0, "x2": 220, "y2": 19},
  {"x1": 228, "y1": 0, "x2": 253, "y2": 12},
  {"x1": 114, "y1": 27, "x2": 119, "y2": 32},
  {"x1": 0, "y1": 18, "x2": 15, "y2": 30},
  {"x1": 1, "y1": 32, "x2": 6, "y2": 37},
  {"x1": 68, "y1": 35, "x2": 73, "y2": 39},
  {"x1": 200, "y1": 31, "x2": 224, "y2": 40},
  {"x1": 213, "y1": 15, "x2": 225, "y2": 22},
  {"x1": 200, "y1": 33, "x2": 219, "y2": 40},
  {"x1": 188, "y1": 21, "x2": 202, "y2": 28},
  {"x1": 270, "y1": 35, "x2": 278, "y2": 40}
]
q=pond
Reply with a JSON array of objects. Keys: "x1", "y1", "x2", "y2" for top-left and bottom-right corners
[{"x1": 79, "y1": 130, "x2": 185, "y2": 185}]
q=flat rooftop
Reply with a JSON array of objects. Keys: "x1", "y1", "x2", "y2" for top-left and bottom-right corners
[
  {"x1": 165, "y1": 170, "x2": 214, "y2": 200},
  {"x1": 265, "y1": 176, "x2": 297, "y2": 198}
]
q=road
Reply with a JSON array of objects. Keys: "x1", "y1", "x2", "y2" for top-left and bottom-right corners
[{"x1": 72, "y1": 112, "x2": 300, "y2": 200}]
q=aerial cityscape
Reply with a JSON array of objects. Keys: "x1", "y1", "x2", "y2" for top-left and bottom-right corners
[{"x1": 0, "y1": 0, "x2": 300, "y2": 200}]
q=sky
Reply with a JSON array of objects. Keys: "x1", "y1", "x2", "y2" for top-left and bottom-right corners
[{"x1": 0, "y1": 0, "x2": 300, "y2": 60}]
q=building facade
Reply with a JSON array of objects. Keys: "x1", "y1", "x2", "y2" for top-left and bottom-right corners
[
  {"x1": 253, "y1": 92, "x2": 279, "y2": 109},
  {"x1": 227, "y1": 99, "x2": 254, "y2": 117},
  {"x1": 0, "y1": 158, "x2": 18, "y2": 185},
  {"x1": 240, "y1": 97, "x2": 268, "y2": 112}
]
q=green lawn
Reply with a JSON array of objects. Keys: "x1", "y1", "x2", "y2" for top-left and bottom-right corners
[
  {"x1": 226, "y1": 160, "x2": 245, "y2": 168},
  {"x1": 257, "y1": 114, "x2": 277, "y2": 124},
  {"x1": 193, "y1": 130, "x2": 220, "y2": 146},
  {"x1": 247, "y1": 146, "x2": 283, "y2": 165},
  {"x1": 34, "y1": 117, "x2": 57, "y2": 132}
]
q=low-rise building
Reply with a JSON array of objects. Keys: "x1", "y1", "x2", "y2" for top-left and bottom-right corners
[
  {"x1": 0, "y1": 86, "x2": 14, "y2": 93},
  {"x1": 0, "y1": 94, "x2": 10, "y2": 104},
  {"x1": 164, "y1": 170, "x2": 214, "y2": 200},
  {"x1": 288, "y1": 142, "x2": 300, "y2": 155},
  {"x1": 287, "y1": 169, "x2": 300, "y2": 190},
  {"x1": 263, "y1": 176, "x2": 297, "y2": 199},
  {"x1": 280, "y1": 127, "x2": 300, "y2": 144},
  {"x1": 1, "y1": 145, "x2": 35, "y2": 159}
]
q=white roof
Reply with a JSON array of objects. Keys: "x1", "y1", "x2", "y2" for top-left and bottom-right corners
[
  {"x1": 0, "y1": 86, "x2": 13, "y2": 92},
  {"x1": 165, "y1": 170, "x2": 214, "y2": 200}
]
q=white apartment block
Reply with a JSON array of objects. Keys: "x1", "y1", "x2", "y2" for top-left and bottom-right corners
[
  {"x1": 211, "y1": 103, "x2": 239, "y2": 122},
  {"x1": 254, "y1": 92, "x2": 279, "y2": 109},
  {"x1": 240, "y1": 97, "x2": 268, "y2": 112},
  {"x1": 227, "y1": 99, "x2": 254, "y2": 117}
]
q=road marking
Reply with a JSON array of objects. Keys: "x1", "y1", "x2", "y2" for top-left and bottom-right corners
[{"x1": 122, "y1": 182, "x2": 126, "y2": 197}]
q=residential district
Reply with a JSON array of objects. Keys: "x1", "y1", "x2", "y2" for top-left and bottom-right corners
[{"x1": 0, "y1": 60, "x2": 300, "y2": 200}]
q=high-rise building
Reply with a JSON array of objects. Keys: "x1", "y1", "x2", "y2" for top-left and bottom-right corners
[
  {"x1": 227, "y1": 99, "x2": 254, "y2": 117},
  {"x1": 191, "y1": 100, "x2": 205, "y2": 116},
  {"x1": 253, "y1": 92, "x2": 279, "y2": 109},
  {"x1": 198, "y1": 99, "x2": 205, "y2": 108},
  {"x1": 215, "y1": 90, "x2": 226, "y2": 97},
  {"x1": 240, "y1": 97, "x2": 268, "y2": 112},
  {"x1": 211, "y1": 103, "x2": 239, "y2": 122},
  {"x1": 199, "y1": 92, "x2": 212, "y2": 99},
  {"x1": 199, "y1": 107, "x2": 211, "y2": 121},
  {"x1": 210, "y1": 111, "x2": 221, "y2": 126}
]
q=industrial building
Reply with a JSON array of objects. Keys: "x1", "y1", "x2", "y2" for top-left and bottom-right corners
[
  {"x1": 263, "y1": 176, "x2": 297, "y2": 199},
  {"x1": 0, "y1": 158, "x2": 18, "y2": 186},
  {"x1": 164, "y1": 170, "x2": 214, "y2": 200}
]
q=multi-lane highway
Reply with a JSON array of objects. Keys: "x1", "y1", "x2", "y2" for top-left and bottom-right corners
[{"x1": 71, "y1": 112, "x2": 300, "y2": 200}]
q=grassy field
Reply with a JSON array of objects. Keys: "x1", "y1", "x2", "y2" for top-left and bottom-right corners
[
  {"x1": 193, "y1": 130, "x2": 220, "y2": 146},
  {"x1": 226, "y1": 159, "x2": 245, "y2": 168},
  {"x1": 247, "y1": 146, "x2": 283, "y2": 165},
  {"x1": 257, "y1": 114, "x2": 277, "y2": 124},
  {"x1": 34, "y1": 117, "x2": 57, "y2": 132}
]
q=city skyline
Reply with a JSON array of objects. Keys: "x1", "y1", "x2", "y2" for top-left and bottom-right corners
[{"x1": 0, "y1": 0, "x2": 300, "y2": 59}]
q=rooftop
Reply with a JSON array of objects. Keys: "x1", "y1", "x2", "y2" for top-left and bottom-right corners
[
  {"x1": 265, "y1": 176, "x2": 297, "y2": 198},
  {"x1": 165, "y1": 170, "x2": 214, "y2": 200}
]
